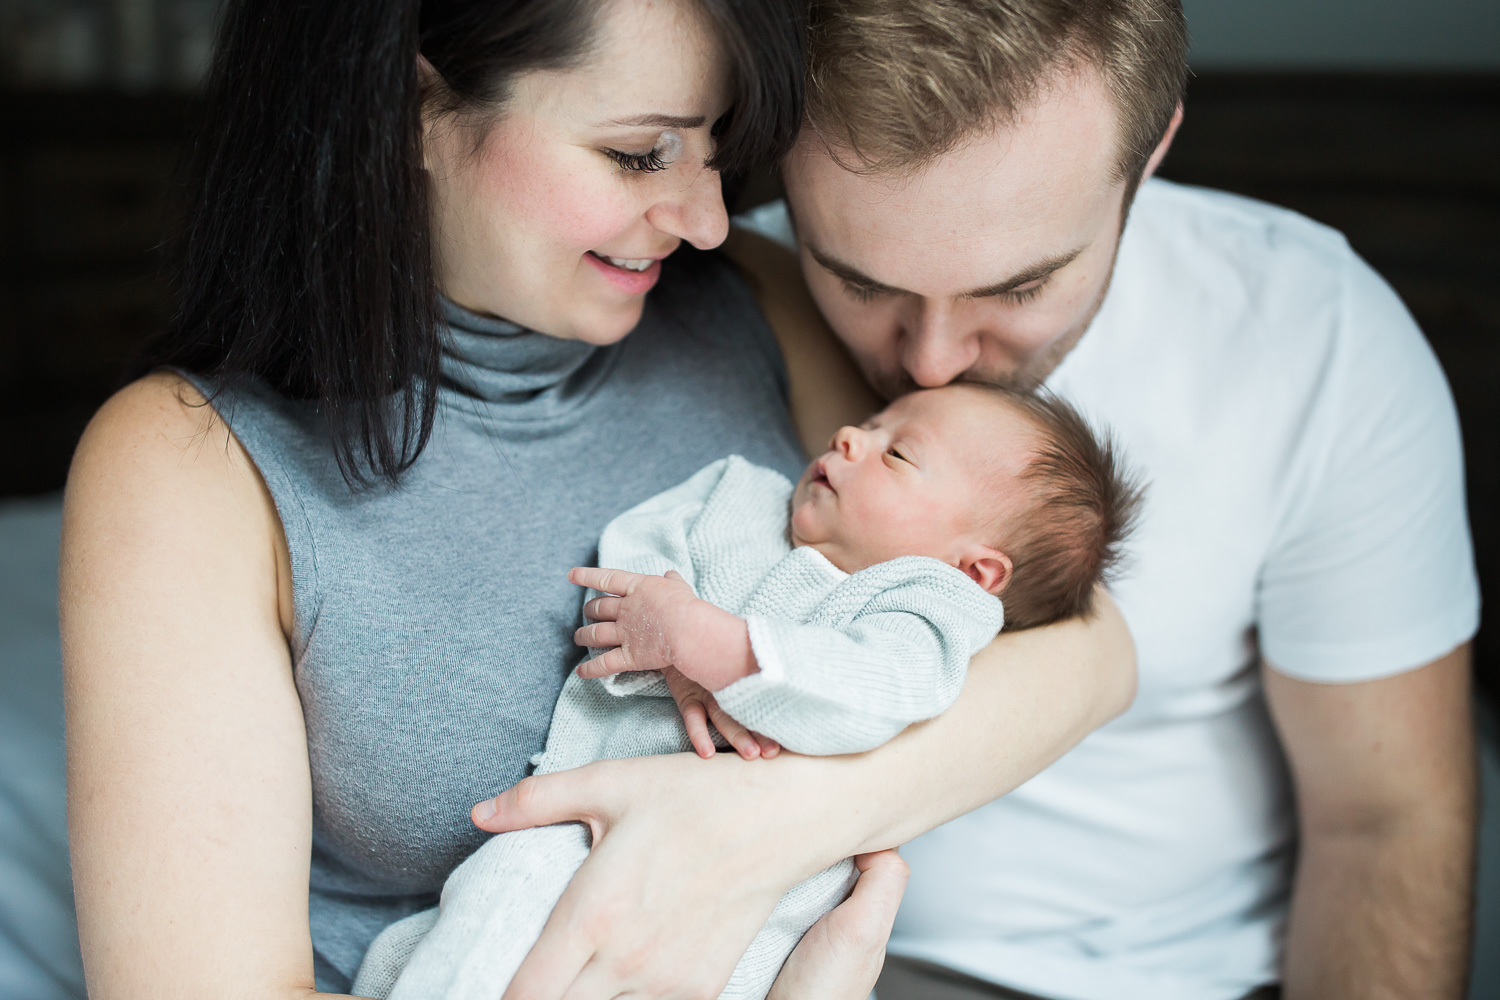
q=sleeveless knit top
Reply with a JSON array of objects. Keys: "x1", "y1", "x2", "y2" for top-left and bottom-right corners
[{"x1": 195, "y1": 250, "x2": 807, "y2": 991}]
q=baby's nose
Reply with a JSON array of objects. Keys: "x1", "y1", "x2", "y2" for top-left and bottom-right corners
[{"x1": 832, "y1": 426, "x2": 864, "y2": 460}]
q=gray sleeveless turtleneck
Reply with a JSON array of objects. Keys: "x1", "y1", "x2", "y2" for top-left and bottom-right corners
[{"x1": 196, "y1": 250, "x2": 807, "y2": 992}]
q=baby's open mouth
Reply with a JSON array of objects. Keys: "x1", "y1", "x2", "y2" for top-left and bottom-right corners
[{"x1": 810, "y1": 461, "x2": 833, "y2": 493}]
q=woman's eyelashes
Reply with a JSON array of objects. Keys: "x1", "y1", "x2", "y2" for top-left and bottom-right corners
[
  {"x1": 605, "y1": 147, "x2": 670, "y2": 172},
  {"x1": 603, "y1": 131, "x2": 685, "y2": 174}
]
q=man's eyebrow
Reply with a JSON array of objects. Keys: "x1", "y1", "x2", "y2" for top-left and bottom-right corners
[
  {"x1": 806, "y1": 242, "x2": 1088, "y2": 299},
  {"x1": 806, "y1": 244, "x2": 907, "y2": 296},
  {"x1": 600, "y1": 113, "x2": 707, "y2": 129},
  {"x1": 961, "y1": 246, "x2": 1087, "y2": 298}
]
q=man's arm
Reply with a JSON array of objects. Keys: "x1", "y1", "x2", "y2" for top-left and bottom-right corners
[{"x1": 1264, "y1": 644, "x2": 1477, "y2": 1000}]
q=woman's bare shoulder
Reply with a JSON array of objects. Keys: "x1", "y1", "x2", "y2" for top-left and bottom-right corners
[
  {"x1": 69, "y1": 371, "x2": 263, "y2": 503},
  {"x1": 64, "y1": 372, "x2": 285, "y2": 598}
]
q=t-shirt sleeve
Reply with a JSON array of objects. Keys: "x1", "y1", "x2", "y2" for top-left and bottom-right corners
[{"x1": 1257, "y1": 252, "x2": 1479, "y2": 682}]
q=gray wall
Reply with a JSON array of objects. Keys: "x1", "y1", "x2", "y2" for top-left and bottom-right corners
[{"x1": 1184, "y1": 0, "x2": 1500, "y2": 70}]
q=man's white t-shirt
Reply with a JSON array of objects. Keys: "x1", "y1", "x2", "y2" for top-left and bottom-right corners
[{"x1": 739, "y1": 179, "x2": 1480, "y2": 1000}]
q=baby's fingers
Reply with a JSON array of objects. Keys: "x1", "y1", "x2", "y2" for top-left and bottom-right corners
[
  {"x1": 755, "y1": 733, "x2": 782, "y2": 759},
  {"x1": 568, "y1": 566, "x2": 644, "y2": 596},
  {"x1": 583, "y1": 595, "x2": 621, "y2": 622},
  {"x1": 575, "y1": 648, "x2": 634, "y2": 679},
  {"x1": 707, "y1": 699, "x2": 762, "y2": 761},
  {"x1": 573, "y1": 621, "x2": 622, "y2": 650},
  {"x1": 679, "y1": 697, "x2": 716, "y2": 759}
]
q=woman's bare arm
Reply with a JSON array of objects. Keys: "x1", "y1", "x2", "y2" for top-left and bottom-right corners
[
  {"x1": 480, "y1": 591, "x2": 1136, "y2": 1000},
  {"x1": 61, "y1": 374, "x2": 351, "y2": 999},
  {"x1": 723, "y1": 226, "x2": 880, "y2": 455}
]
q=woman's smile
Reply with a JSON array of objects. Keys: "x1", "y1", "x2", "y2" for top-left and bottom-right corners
[{"x1": 584, "y1": 250, "x2": 667, "y2": 295}]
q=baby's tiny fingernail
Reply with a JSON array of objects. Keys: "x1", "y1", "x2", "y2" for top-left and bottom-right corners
[{"x1": 472, "y1": 798, "x2": 497, "y2": 823}]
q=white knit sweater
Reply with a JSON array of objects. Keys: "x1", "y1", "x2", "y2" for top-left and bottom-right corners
[{"x1": 352, "y1": 456, "x2": 1004, "y2": 1000}]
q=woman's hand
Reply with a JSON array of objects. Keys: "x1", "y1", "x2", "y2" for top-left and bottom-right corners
[
  {"x1": 473, "y1": 588, "x2": 1135, "y2": 1000},
  {"x1": 475, "y1": 752, "x2": 837, "y2": 1000},
  {"x1": 767, "y1": 850, "x2": 910, "y2": 1000}
]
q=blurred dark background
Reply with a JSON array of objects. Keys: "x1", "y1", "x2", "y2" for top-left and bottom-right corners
[
  {"x1": 8, "y1": 0, "x2": 1494, "y2": 698},
  {"x1": 0, "y1": 1, "x2": 1496, "y2": 997}
]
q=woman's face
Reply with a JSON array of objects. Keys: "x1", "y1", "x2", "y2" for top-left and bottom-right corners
[{"x1": 424, "y1": 0, "x2": 732, "y2": 344}]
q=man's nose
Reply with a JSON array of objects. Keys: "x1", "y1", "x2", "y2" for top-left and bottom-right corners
[
  {"x1": 644, "y1": 164, "x2": 730, "y2": 250},
  {"x1": 901, "y1": 302, "x2": 981, "y2": 388}
]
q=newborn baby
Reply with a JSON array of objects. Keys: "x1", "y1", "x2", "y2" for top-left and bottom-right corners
[{"x1": 353, "y1": 383, "x2": 1140, "y2": 1000}]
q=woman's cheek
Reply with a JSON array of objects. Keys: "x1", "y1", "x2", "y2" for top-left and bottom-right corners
[{"x1": 481, "y1": 142, "x2": 634, "y2": 256}]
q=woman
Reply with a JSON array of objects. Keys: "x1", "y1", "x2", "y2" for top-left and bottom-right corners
[{"x1": 59, "y1": 0, "x2": 1134, "y2": 997}]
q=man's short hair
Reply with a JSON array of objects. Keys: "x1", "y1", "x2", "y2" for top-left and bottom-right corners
[
  {"x1": 804, "y1": 0, "x2": 1189, "y2": 181},
  {"x1": 975, "y1": 384, "x2": 1143, "y2": 630}
]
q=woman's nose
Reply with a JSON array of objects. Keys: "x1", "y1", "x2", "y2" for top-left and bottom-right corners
[{"x1": 644, "y1": 163, "x2": 730, "y2": 250}]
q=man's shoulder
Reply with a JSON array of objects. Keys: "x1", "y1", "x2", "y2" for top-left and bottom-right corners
[
  {"x1": 1104, "y1": 179, "x2": 1415, "y2": 366},
  {"x1": 1128, "y1": 178, "x2": 1357, "y2": 284}
]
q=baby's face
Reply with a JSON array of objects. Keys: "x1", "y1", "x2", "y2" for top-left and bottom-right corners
[{"x1": 790, "y1": 386, "x2": 1037, "y2": 583}]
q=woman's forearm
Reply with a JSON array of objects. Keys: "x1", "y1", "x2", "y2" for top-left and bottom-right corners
[
  {"x1": 783, "y1": 588, "x2": 1137, "y2": 857},
  {"x1": 473, "y1": 590, "x2": 1136, "y2": 1000}
]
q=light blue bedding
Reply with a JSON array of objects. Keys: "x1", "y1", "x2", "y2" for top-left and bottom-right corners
[{"x1": 0, "y1": 496, "x2": 84, "y2": 999}]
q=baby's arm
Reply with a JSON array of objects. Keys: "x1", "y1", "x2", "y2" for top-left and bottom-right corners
[
  {"x1": 570, "y1": 558, "x2": 1004, "y2": 758},
  {"x1": 568, "y1": 566, "x2": 777, "y2": 760}
]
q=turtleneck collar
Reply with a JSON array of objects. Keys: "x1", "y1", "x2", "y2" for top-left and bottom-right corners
[{"x1": 440, "y1": 299, "x2": 608, "y2": 412}]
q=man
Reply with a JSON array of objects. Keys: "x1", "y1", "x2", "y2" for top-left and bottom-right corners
[{"x1": 737, "y1": 1, "x2": 1480, "y2": 997}]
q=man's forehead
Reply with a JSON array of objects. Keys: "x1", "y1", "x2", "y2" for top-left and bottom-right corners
[{"x1": 784, "y1": 68, "x2": 1121, "y2": 293}]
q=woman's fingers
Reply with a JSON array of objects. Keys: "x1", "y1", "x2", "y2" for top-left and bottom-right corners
[
  {"x1": 568, "y1": 566, "x2": 644, "y2": 596},
  {"x1": 472, "y1": 767, "x2": 615, "y2": 837},
  {"x1": 850, "y1": 849, "x2": 911, "y2": 918},
  {"x1": 573, "y1": 621, "x2": 623, "y2": 650},
  {"x1": 488, "y1": 754, "x2": 799, "y2": 1000},
  {"x1": 765, "y1": 850, "x2": 910, "y2": 1000},
  {"x1": 501, "y1": 907, "x2": 596, "y2": 1000}
]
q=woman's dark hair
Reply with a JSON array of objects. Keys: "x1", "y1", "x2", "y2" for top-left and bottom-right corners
[{"x1": 137, "y1": 0, "x2": 806, "y2": 485}]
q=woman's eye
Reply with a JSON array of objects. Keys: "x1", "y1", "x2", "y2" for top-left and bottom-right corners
[
  {"x1": 604, "y1": 131, "x2": 683, "y2": 174},
  {"x1": 605, "y1": 148, "x2": 670, "y2": 173},
  {"x1": 843, "y1": 281, "x2": 880, "y2": 303}
]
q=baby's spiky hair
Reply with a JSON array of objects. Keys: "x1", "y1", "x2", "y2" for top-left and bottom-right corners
[{"x1": 969, "y1": 383, "x2": 1144, "y2": 630}]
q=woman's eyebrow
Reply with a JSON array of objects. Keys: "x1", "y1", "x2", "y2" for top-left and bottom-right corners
[{"x1": 600, "y1": 114, "x2": 707, "y2": 129}]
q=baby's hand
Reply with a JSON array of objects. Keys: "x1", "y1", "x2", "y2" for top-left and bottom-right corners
[
  {"x1": 569, "y1": 567, "x2": 757, "y2": 690},
  {"x1": 661, "y1": 667, "x2": 781, "y2": 761},
  {"x1": 568, "y1": 566, "x2": 778, "y2": 760},
  {"x1": 569, "y1": 567, "x2": 700, "y2": 676}
]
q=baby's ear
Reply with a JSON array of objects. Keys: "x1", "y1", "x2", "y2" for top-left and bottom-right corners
[{"x1": 958, "y1": 546, "x2": 1012, "y2": 596}]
